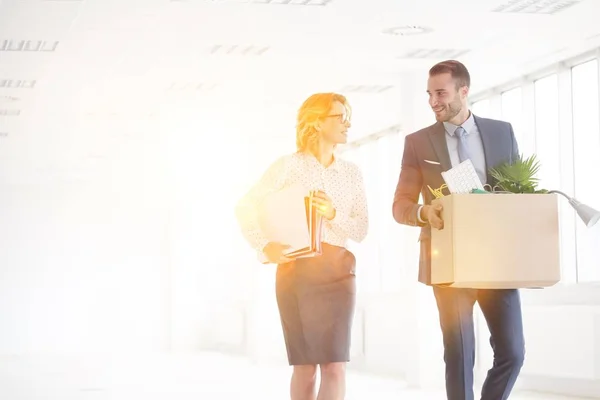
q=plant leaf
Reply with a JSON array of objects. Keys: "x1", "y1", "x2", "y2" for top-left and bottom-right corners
[{"x1": 488, "y1": 154, "x2": 547, "y2": 194}]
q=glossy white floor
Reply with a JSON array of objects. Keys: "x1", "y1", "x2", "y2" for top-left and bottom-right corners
[{"x1": 0, "y1": 351, "x2": 591, "y2": 400}]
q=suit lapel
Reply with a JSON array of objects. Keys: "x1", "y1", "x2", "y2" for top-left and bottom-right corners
[{"x1": 428, "y1": 122, "x2": 452, "y2": 171}]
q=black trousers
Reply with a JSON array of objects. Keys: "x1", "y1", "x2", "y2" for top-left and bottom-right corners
[{"x1": 433, "y1": 286, "x2": 526, "y2": 400}]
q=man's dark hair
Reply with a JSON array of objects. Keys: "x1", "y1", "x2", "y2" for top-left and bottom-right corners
[{"x1": 429, "y1": 60, "x2": 470, "y2": 89}]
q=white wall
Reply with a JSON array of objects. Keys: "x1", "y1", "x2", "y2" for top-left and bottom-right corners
[{"x1": 0, "y1": 117, "x2": 172, "y2": 354}]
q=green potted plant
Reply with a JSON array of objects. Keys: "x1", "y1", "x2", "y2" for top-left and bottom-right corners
[{"x1": 489, "y1": 154, "x2": 548, "y2": 194}]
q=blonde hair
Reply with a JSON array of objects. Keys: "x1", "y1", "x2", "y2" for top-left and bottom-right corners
[{"x1": 296, "y1": 92, "x2": 351, "y2": 154}]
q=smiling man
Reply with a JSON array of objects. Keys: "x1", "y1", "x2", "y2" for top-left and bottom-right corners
[{"x1": 391, "y1": 60, "x2": 525, "y2": 400}]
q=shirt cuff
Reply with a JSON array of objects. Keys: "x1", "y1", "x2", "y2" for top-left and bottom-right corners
[{"x1": 417, "y1": 205, "x2": 426, "y2": 224}]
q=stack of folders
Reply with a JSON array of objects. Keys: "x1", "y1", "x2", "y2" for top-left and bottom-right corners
[
  {"x1": 257, "y1": 184, "x2": 324, "y2": 263},
  {"x1": 285, "y1": 190, "x2": 324, "y2": 258}
]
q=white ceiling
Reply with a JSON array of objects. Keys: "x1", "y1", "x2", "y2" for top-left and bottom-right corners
[{"x1": 2, "y1": 0, "x2": 600, "y2": 182}]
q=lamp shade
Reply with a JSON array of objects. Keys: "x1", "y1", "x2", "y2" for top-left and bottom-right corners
[
  {"x1": 548, "y1": 190, "x2": 600, "y2": 228},
  {"x1": 570, "y1": 199, "x2": 600, "y2": 228}
]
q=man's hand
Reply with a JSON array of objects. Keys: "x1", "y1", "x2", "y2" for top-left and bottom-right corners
[
  {"x1": 421, "y1": 202, "x2": 444, "y2": 230},
  {"x1": 263, "y1": 242, "x2": 293, "y2": 264},
  {"x1": 311, "y1": 191, "x2": 336, "y2": 220}
]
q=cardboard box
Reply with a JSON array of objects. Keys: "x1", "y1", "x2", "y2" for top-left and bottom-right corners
[{"x1": 431, "y1": 193, "x2": 561, "y2": 289}]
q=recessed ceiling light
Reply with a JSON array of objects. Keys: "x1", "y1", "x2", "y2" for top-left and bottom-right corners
[
  {"x1": 85, "y1": 111, "x2": 158, "y2": 119},
  {"x1": 0, "y1": 79, "x2": 37, "y2": 88},
  {"x1": 491, "y1": 0, "x2": 582, "y2": 14},
  {"x1": 383, "y1": 26, "x2": 433, "y2": 36},
  {"x1": 0, "y1": 95, "x2": 19, "y2": 102},
  {"x1": 0, "y1": 40, "x2": 59, "y2": 52},
  {"x1": 172, "y1": 0, "x2": 332, "y2": 4},
  {"x1": 0, "y1": 109, "x2": 21, "y2": 116},
  {"x1": 21, "y1": 80, "x2": 37, "y2": 88},
  {"x1": 167, "y1": 82, "x2": 219, "y2": 91},
  {"x1": 399, "y1": 48, "x2": 469, "y2": 59},
  {"x1": 209, "y1": 44, "x2": 270, "y2": 56},
  {"x1": 339, "y1": 85, "x2": 394, "y2": 94}
]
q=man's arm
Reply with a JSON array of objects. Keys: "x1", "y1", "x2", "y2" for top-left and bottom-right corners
[{"x1": 392, "y1": 135, "x2": 427, "y2": 227}]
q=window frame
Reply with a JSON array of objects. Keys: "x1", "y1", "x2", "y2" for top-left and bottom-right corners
[{"x1": 470, "y1": 48, "x2": 600, "y2": 291}]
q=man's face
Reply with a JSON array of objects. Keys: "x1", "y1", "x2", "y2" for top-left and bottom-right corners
[{"x1": 427, "y1": 72, "x2": 467, "y2": 122}]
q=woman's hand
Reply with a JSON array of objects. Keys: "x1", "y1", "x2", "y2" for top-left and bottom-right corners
[
  {"x1": 312, "y1": 191, "x2": 336, "y2": 220},
  {"x1": 263, "y1": 242, "x2": 293, "y2": 264}
]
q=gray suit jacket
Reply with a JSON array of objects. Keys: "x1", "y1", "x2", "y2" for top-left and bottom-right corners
[{"x1": 392, "y1": 115, "x2": 520, "y2": 285}]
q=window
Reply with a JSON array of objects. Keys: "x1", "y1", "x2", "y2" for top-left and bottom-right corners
[
  {"x1": 341, "y1": 130, "x2": 421, "y2": 293},
  {"x1": 343, "y1": 142, "x2": 381, "y2": 293},
  {"x1": 501, "y1": 87, "x2": 527, "y2": 155},
  {"x1": 470, "y1": 58, "x2": 600, "y2": 283},
  {"x1": 571, "y1": 59, "x2": 600, "y2": 282},
  {"x1": 532, "y1": 74, "x2": 579, "y2": 282},
  {"x1": 378, "y1": 132, "x2": 420, "y2": 291},
  {"x1": 471, "y1": 99, "x2": 491, "y2": 117},
  {"x1": 533, "y1": 75, "x2": 561, "y2": 191}
]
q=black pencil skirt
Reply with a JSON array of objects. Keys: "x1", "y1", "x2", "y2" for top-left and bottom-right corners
[{"x1": 275, "y1": 243, "x2": 357, "y2": 366}]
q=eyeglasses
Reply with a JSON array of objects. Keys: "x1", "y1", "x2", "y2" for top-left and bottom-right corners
[{"x1": 324, "y1": 113, "x2": 351, "y2": 124}]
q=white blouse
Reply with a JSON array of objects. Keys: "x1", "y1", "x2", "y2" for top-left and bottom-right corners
[{"x1": 235, "y1": 152, "x2": 369, "y2": 253}]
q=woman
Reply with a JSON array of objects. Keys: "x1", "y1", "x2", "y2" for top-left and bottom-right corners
[{"x1": 235, "y1": 92, "x2": 369, "y2": 400}]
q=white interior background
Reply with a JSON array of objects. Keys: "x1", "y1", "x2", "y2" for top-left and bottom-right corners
[{"x1": 1, "y1": 0, "x2": 600, "y2": 398}]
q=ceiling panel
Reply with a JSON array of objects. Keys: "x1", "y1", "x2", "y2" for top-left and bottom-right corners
[{"x1": 0, "y1": 0, "x2": 81, "y2": 36}]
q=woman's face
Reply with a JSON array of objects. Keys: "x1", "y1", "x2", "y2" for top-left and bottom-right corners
[{"x1": 318, "y1": 101, "x2": 351, "y2": 145}]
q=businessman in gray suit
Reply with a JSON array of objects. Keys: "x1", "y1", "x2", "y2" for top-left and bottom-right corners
[{"x1": 392, "y1": 60, "x2": 525, "y2": 400}]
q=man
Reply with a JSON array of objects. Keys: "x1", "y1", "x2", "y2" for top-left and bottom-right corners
[{"x1": 392, "y1": 60, "x2": 525, "y2": 400}]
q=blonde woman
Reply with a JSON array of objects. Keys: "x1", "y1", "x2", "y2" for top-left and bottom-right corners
[{"x1": 235, "y1": 92, "x2": 369, "y2": 400}]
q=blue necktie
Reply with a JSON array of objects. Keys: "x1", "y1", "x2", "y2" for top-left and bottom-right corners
[{"x1": 455, "y1": 126, "x2": 470, "y2": 163}]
